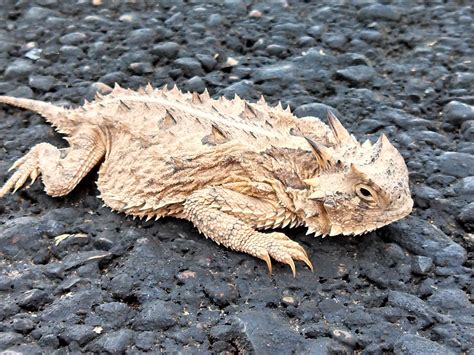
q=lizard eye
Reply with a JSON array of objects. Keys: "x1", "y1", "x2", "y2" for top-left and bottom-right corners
[{"x1": 355, "y1": 184, "x2": 377, "y2": 204}]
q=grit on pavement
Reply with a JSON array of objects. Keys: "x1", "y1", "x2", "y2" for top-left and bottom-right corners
[{"x1": 0, "y1": 1, "x2": 472, "y2": 353}]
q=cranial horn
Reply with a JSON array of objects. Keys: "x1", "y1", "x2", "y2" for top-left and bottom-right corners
[
  {"x1": 350, "y1": 163, "x2": 370, "y2": 181},
  {"x1": 304, "y1": 136, "x2": 333, "y2": 170},
  {"x1": 371, "y1": 133, "x2": 391, "y2": 160},
  {"x1": 327, "y1": 111, "x2": 354, "y2": 145}
]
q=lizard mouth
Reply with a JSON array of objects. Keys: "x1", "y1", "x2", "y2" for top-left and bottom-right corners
[{"x1": 306, "y1": 197, "x2": 413, "y2": 237}]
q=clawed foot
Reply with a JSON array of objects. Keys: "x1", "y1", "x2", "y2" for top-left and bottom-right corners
[
  {"x1": 256, "y1": 232, "x2": 313, "y2": 277},
  {"x1": 0, "y1": 150, "x2": 40, "y2": 198}
]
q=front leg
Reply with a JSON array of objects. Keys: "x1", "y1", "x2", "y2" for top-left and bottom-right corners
[{"x1": 183, "y1": 187, "x2": 313, "y2": 276}]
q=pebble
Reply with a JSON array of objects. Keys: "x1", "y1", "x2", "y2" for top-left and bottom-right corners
[
  {"x1": 457, "y1": 202, "x2": 474, "y2": 231},
  {"x1": 4, "y1": 59, "x2": 35, "y2": 79},
  {"x1": 174, "y1": 57, "x2": 204, "y2": 77},
  {"x1": 461, "y1": 120, "x2": 474, "y2": 141},
  {"x1": 184, "y1": 76, "x2": 206, "y2": 93},
  {"x1": 428, "y1": 288, "x2": 469, "y2": 310},
  {"x1": 196, "y1": 53, "x2": 217, "y2": 72},
  {"x1": 411, "y1": 256, "x2": 433, "y2": 275},
  {"x1": 437, "y1": 152, "x2": 474, "y2": 178},
  {"x1": 127, "y1": 28, "x2": 156, "y2": 45},
  {"x1": 59, "y1": 45, "x2": 84, "y2": 58},
  {"x1": 28, "y1": 75, "x2": 56, "y2": 91},
  {"x1": 357, "y1": 4, "x2": 401, "y2": 21},
  {"x1": 253, "y1": 63, "x2": 295, "y2": 82},
  {"x1": 133, "y1": 300, "x2": 177, "y2": 330},
  {"x1": 92, "y1": 329, "x2": 134, "y2": 353},
  {"x1": 204, "y1": 281, "x2": 239, "y2": 307},
  {"x1": 60, "y1": 324, "x2": 98, "y2": 346},
  {"x1": 336, "y1": 65, "x2": 377, "y2": 84},
  {"x1": 0, "y1": 332, "x2": 24, "y2": 350},
  {"x1": 217, "y1": 80, "x2": 258, "y2": 99},
  {"x1": 386, "y1": 217, "x2": 467, "y2": 267},
  {"x1": 95, "y1": 302, "x2": 131, "y2": 329},
  {"x1": 59, "y1": 32, "x2": 87, "y2": 45},
  {"x1": 394, "y1": 334, "x2": 455, "y2": 355},
  {"x1": 443, "y1": 101, "x2": 474, "y2": 126},
  {"x1": 6, "y1": 86, "x2": 34, "y2": 98}
]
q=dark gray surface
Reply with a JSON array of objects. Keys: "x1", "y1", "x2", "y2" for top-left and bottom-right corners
[{"x1": 0, "y1": 0, "x2": 472, "y2": 353}]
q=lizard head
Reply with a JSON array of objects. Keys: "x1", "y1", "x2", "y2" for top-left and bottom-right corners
[{"x1": 299, "y1": 112, "x2": 413, "y2": 237}]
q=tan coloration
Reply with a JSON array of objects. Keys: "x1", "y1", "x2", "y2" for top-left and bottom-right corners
[{"x1": 0, "y1": 84, "x2": 413, "y2": 275}]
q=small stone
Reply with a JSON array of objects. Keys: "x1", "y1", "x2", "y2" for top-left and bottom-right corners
[
  {"x1": 273, "y1": 23, "x2": 306, "y2": 34},
  {"x1": 184, "y1": 76, "x2": 205, "y2": 93},
  {"x1": 204, "y1": 281, "x2": 238, "y2": 307},
  {"x1": 59, "y1": 32, "x2": 87, "y2": 45},
  {"x1": 207, "y1": 14, "x2": 222, "y2": 26},
  {"x1": 413, "y1": 185, "x2": 442, "y2": 208},
  {"x1": 437, "y1": 152, "x2": 474, "y2": 178},
  {"x1": 133, "y1": 300, "x2": 177, "y2": 330},
  {"x1": 0, "y1": 332, "x2": 24, "y2": 350},
  {"x1": 253, "y1": 63, "x2": 295, "y2": 82},
  {"x1": 99, "y1": 72, "x2": 126, "y2": 86},
  {"x1": 266, "y1": 44, "x2": 287, "y2": 57},
  {"x1": 297, "y1": 36, "x2": 316, "y2": 47},
  {"x1": 12, "y1": 317, "x2": 35, "y2": 333},
  {"x1": 4, "y1": 59, "x2": 35, "y2": 79},
  {"x1": 119, "y1": 13, "x2": 141, "y2": 23},
  {"x1": 17, "y1": 289, "x2": 52, "y2": 310},
  {"x1": 24, "y1": 6, "x2": 57, "y2": 21},
  {"x1": 388, "y1": 291, "x2": 433, "y2": 322},
  {"x1": 218, "y1": 80, "x2": 257, "y2": 100},
  {"x1": 60, "y1": 324, "x2": 98, "y2": 346},
  {"x1": 135, "y1": 331, "x2": 156, "y2": 351},
  {"x1": 6, "y1": 86, "x2": 34, "y2": 99},
  {"x1": 457, "y1": 202, "x2": 474, "y2": 231},
  {"x1": 394, "y1": 334, "x2": 455, "y2": 355},
  {"x1": 174, "y1": 57, "x2": 204, "y2": 77},
  {"x1": 96, "y1": 302, "x2": 131, "y2": 329},
  {"x1": 224, "y1": 0, "x2": 246, "y2": 11},
  {"x1": 331, "y1": 328, "x2": 357, "y2": 347},
  {"x1": 196, "y1": 53, "x2": 217, "y2": 72},
  {"x1": 357, "y1": 119, "x2": 386, "y2": 133},
  {"x1": 386, "y1": 218, "x2": 467, "y2": 267},
  {"x1": 443, "y1": 101, "x2": 474, "y2": 126},
  {"x1": 28, "y1": 75, "x2": 56, "y2": 91},
  {"x1": 307, "y1": 25, "x2": 324, "y2": 38},
  {"x1": 127, "y1": 28, "x2": 156, "y2": 45},
  {"x1": 249, "y1": 9, "x2": 262, "y2": 17},
  {"x1": 461, "y1": 121, "x2": 474, "y2": 142},
  {"x1": 95, "y1": 329, "x2": 134, "y2": 353},
  {"x1": 359, "y1": 29, "x2": 383, "y2": 43},
  {"x1": 59, "y1": 45, "x2": 85, "y2": 58},
  {"x1": 411, "y1": 256, "x2": 433, "y2": 275},
  {"x1": 129, "y1": 62, "x2": 154, "y2": 75},
  {"x1": 357, "y1": 4, "x2": 401, "y2": 21},
  {"x1": 62, "y1": 250, "x2": 111, "y2": 270},
  {"x1": 293, "y1": 103, "x2": 340, "y2": 119},
  {"x1": 336, "y1": 65, "x2": 377, "y2": 84},
  {"x1": 428, "y1": 288, "x2": 469, "y2": 310},
  {"x1": 322, "y1": 33, "x2": 347, "y2": 50}
]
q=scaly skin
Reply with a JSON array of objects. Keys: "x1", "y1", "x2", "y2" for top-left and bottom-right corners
[{"x1": 0, "y1": 84, "x2": 413, "y2": 275}]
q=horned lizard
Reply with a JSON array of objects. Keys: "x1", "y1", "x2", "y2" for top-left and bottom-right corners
[{"x1": 0, "y1": 84, "x2": 413, "y2": 275}]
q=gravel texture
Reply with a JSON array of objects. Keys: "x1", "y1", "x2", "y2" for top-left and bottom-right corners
[{"x1": 0, "y1": 0, "x2": 473, "y2": 353}]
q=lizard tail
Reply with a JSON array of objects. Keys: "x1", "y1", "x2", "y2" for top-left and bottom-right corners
[{"x1": 0, "y1": 95, "x2": 73, "y2": 134}]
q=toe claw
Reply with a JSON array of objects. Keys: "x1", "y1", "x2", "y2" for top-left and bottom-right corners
[
  {"x1": 299, "y1": 254, "x2": 314, "y2": 272},
  {"x1": 287, "y1": 258, "x2": 296, "y2": 277},
  {"x1": 261, "y1": 251, "x2": 273, "y2": 275}
]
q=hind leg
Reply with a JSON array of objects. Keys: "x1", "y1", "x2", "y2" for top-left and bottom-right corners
[{"x1": 1, "y1": 127, "x2": 106, "y2": 198}]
